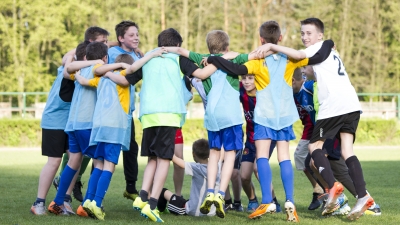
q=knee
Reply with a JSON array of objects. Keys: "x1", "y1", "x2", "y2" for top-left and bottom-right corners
[{"x1": 241, "y1": 175, "x2": 251, "y2": 184}]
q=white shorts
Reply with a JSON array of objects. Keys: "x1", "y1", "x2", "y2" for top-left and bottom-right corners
[{"x1": 294, "y1": 139, "x2": 310, "y2": 170}]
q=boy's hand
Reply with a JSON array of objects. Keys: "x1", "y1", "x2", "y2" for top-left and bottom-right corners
[
  {"x1": 252, "y1": 43, "x2": 274, "y2": 58},
  {"x1": 95, "y1": 59, "x2": 105, "y2": 65},
  {"x1": 152, "y1": 47, "x2": 168, "y2": 58},
  {"x1": 120, "y1": 63, "x2": 131, "y2": 69},
  {"x1": 200, "y1": 57, "x2": 208, "y2": 67},
  {"x1": 103, "y1": 71, "x2": 114, "y2": 78},
  {"x1": 222, "y1": 51, "x2": 240, "y2": 60}
]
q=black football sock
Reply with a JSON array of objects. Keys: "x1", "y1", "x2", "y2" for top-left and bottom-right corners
[
  {"x1": 311, "y1": 149, "x2": 336, "y2": 189},
  {"x1": 126, "y1": 181, "x2": 137, "y2": 194},
  {"x1": 139, "y1": 190, "x2": 149, "y2": 202},
  {"x1": 345, "y1": 156, "x2": 367, "y2": 198},
  {"x1": 149, "y1": 197, "x2": 158, "y2": 210}
]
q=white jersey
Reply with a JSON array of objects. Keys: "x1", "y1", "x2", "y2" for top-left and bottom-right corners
[{"x1": 300, "y1": 41, "x2": 361, "y2": 120}]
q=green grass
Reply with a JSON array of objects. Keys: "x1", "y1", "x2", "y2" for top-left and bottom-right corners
[{"x1": 1, "y1": 147, "x2": 399, "y2": 224}]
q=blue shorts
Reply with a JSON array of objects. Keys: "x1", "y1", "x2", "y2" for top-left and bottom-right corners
[
  {"x1": 254, "y1": 123, "x2": 295, "y2": 141},
  {"x1": 207, "y1": 125, "x2": 243, "y2": 151},
  {"x1": 94, "y1": 142, "x2": 122, "y2": 165},
  {"x1": 68, "y1": 129, "x2": 97, "y2": 157},
  {"x1": 241, "y1": 141, "x2": 277, "y2": 163}
]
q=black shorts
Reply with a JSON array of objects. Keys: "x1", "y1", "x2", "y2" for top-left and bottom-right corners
[
  {"x1": 310, "y1": 111, "x2": 360, "y2": 144},
  {"x1": 141, "y1": 126, "x2": 177, "y2": 160},
  {"x1": 167, "y1": 194, "x2": 188, "y2": 215},
  {"x1": 41, "y1": 128, "x2": 69, "y2": 157}
]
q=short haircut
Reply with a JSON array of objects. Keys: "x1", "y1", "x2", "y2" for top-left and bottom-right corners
[
  {"x1": 293, "y1": 68, "x2": 303, "y2": 81},
  {"x1": 84, "y1": 26, "x2": 109, "y2": 42},
  {"x1": 158, "y1": 28, "x2": 183, "y2": 47},
  {"x1": 114, "y1": 54, "x2": 134, "y2": 64},
  {"x1": 301, "y1": 18, "x2": 324, "y2": 33},
  {"x1": 206, "y1": 30, "x2": 229, "y2": 54},
  {"x1": 85, "y1": 42, "x2": 108, "y2": 60},
  {"x1": 259, "y1": 21, "x2": 281, "y2": 44},
  {"x1": 192, "y1": 139, "x2": 209, "y2": 160},
  {"x1": 75, "y1": 42, "x2": 88, "y2": 61},
  {"x1": 115, "y1": 20, "x2": 139, "y2": 46}
]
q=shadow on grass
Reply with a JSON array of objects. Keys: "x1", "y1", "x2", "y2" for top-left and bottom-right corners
[{"x1": 0, "y1": 157, "x2": 399, "y2": 224}]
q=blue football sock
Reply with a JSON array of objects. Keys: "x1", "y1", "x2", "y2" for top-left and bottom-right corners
[
  {"x1": 207, "y1": 189, "x2": 214, "y2": 194},
  {"x1": 82, "y1": 168, "x2": 102, "y2": 205},
  {"x1": 94, "y1": 170, "x2": 113, "y2": 207},
  {"x1": 218, "y1": 190, "x2": 225, "y2": 198},
  {"x1": 54, "y1": 165, "x2": 77, "y2": 205},
  {"x1": 280, "y1": 160, "x2": 294, "y2": 203},
  {"x1": 257, "y1": 158, "x2": 273, "y2": 204}
]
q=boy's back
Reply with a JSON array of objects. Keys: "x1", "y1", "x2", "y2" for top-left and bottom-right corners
[{"x1": 301, "y1": 42, "x2": 361, "y2": 120}]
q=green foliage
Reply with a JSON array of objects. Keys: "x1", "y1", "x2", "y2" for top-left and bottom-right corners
[
  {"x1": 1, "y1": 118, "x2": 399, "y2": 147},
  {"x1": 1, "y1": 0, "x2": 399, "y2": 97}
]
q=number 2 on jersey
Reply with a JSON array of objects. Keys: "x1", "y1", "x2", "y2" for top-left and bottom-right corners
[{"x1": 333, "y1": 55, "x2": 345, "y2": 76}]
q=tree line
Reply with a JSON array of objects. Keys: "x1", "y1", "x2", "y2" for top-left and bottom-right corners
[{"x1": 0, "y1": 0, "x2": 399, "y2": 102}]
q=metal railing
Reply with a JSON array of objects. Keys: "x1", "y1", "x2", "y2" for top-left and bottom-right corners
[{"x1": 0, "y1": 92, "x2": 399, "y2": 119}]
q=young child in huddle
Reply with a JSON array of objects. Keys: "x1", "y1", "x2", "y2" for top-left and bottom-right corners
[
  {"x1": 156, "y1": 139, "x2": 221, "y2": 216},
  {"x1": 206, "y1": 21, "x2": 333, "y2": 222}
]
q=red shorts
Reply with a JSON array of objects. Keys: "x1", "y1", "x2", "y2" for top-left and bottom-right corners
[{"x1": 175, "y1": 128, "x2": 183, "y2": 144}]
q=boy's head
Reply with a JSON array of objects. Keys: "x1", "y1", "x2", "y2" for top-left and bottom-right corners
[
  {"x1": 192, "y1": 139, "x2": 209, "y2": 162},
  {"x1": 84, "y1": 26, "x2": 109, "y2": 43},
  {"x1": 241, "y1": 74, "x2": 256, "y2": 93},
  {"x1": 206, "y1": 30, "x2": 229, "y2": 54},
  {"x1": 85, "y1": 42, "x2": 108, "y2": 62},
  {"x1": 292, "y1": 68, "x2": 304, "y2": 94},
  {"x1": 115, "y1": 20, "x2": 140, "y2": 50},
  {"x1": 157, "y1": 28, "x2": 183, "y2": 47},
  {"x1": 259, "y1": 21, "x2": 282, "y2": 45},
  {"x1": 301, "y1": 65, "x2": 315, "y2": 81},
  {"x1": 114, "y1": 53, "x2": 134, "y2": 64},
  {"x1": 300, "y1": 18, "x2": 324, "y2": 47},
  {"x1": 75, "y1": 42, "x2": 89, "y2": 61}
]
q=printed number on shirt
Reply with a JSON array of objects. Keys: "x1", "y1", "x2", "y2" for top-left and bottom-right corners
[{"x1": 333, "y1": 55, "x2": 345, "y2": 76}]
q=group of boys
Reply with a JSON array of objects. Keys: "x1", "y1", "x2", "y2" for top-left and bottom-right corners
[{"x1": 30, "y1": 16, "x2": 378, "y2": 223}]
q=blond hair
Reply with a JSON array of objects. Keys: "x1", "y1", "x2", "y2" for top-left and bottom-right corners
[{"x1": 206, "y1": 30, "x2": 229, "y2": 54}]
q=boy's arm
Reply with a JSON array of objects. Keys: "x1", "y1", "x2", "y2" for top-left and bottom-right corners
[
  {"x1": 125, "y1": 47, "x2": 167, "y2": 74},
  {"x1": 172, "y1": 155, "x2": 185, "y2": 169},
  {"x1": 95, "y1": 63, "x2": 129, "y2": 75},
  {"x1": 74, "y1": 70, "x2": 91, "y2": 86},
  {"x1": 62, "y1": 48, "x2": 76, "y2": 66},
  {"x1": 107, "y1": 41, "x2": 119, "y2": 48},
  {"x1": 179, "y1": 56, "x2": 217, "y2": 80},
  {"x1": 164, "y1": 47, "x2": 190, "y2": 58},
  {"x1": 207, "y1": 56, "x2": 248, "y2": 75},
  {"x1": 306, "y1": 40, "x2": 334, "y2": 65},
  {"x1": 63, "y1": 54, "x2": 75, "y2": 80},
  {"x1": 66, "y1": 60, "x2": 104, "y2": 73},
  {"x1": 104, "y1": 71, "x2": 130, "y2": 86}
]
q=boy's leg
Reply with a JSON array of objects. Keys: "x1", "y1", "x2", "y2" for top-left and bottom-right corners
[
  {"x1": 173, "y1": 129, "x2": 184, "y2": 196},
  {"x1": 82, "y1": 159, "x2": 103, "y2": 205},
  {"x1": 231, "y1": 150, "x2": 243, "y2": 211},
  {"x1": 329, "y1": 157, "x2": 357, "y2": 198},
  {"x1": 72, "y1": 156, "x2": 91, "y2": 202},
  {"x1": 123, "y1": 119, "x2": 139, "y2": 199},
  {"x1": 249, "y1": 139, "x2": 275, "y2": 219}
]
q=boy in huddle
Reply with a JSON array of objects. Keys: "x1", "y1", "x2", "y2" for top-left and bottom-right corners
[
  {"x1": 239, "y1": 74, "x2": 278, "y2": 212},
  {"x1": 74, "y1": 48, "x2": 165, "y2": 220},
  {"x1": 253, "y1": 18, "x2": 375, "y2": 221},
  {"x1": 47, "y1": 41, "x2": 108, "y2": 215},
  {"x1": 30, "y1": 42, "x2": 89, "y2": 215},
  {"x1": 157, "y1": 139, "x2": 221, "y2": 216},
  {"x1": 165, "y1": 30, "x2": 261, "y2": 219},
  {"x1": 206, "y1": 20, "x2": 334, "y2": 222}
]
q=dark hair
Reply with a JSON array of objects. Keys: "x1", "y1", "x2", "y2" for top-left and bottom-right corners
[
  {"x1": 206, "y1": 30, "x2": 229, "y2": 54},
  {"x1": 85, "y1": 42, "x2": 108, "y2": 60},
  {"x1": 115, "y1": 54, "x2": 134, "y2": 64},
  {"x1": 259, "y1": 21, "x2": 281, "y2": 44},
  {"x1": 158, "y1": 28, "x2": 183, "y2": 47},
  {"x1": 192, "y1": 139, "x2": 209, "y2": 160},
  {"x1": 115, "y1": 20, "x2": 139, "y2": 46},
  {"x1": 75, "y1": 42, "x2": 88, "y2": 61},
  {"x1": 84, "y1": 26, "x2": 109, "y2": 42},
  {"x1": 293, "y1": 68, "x2": 303, "y2": 81},
  {"x1": 301, "y1": 18, "x2": 324, "y2": 33}
]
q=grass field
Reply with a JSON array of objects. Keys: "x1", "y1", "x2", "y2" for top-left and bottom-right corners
[{"x1": 1, "y1": 146, "x2": 399, "y2": 224}]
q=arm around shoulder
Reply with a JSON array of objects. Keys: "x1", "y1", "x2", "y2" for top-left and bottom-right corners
[{"x1": 172, "y1": 155, "x2": 185, "y2": 169}]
